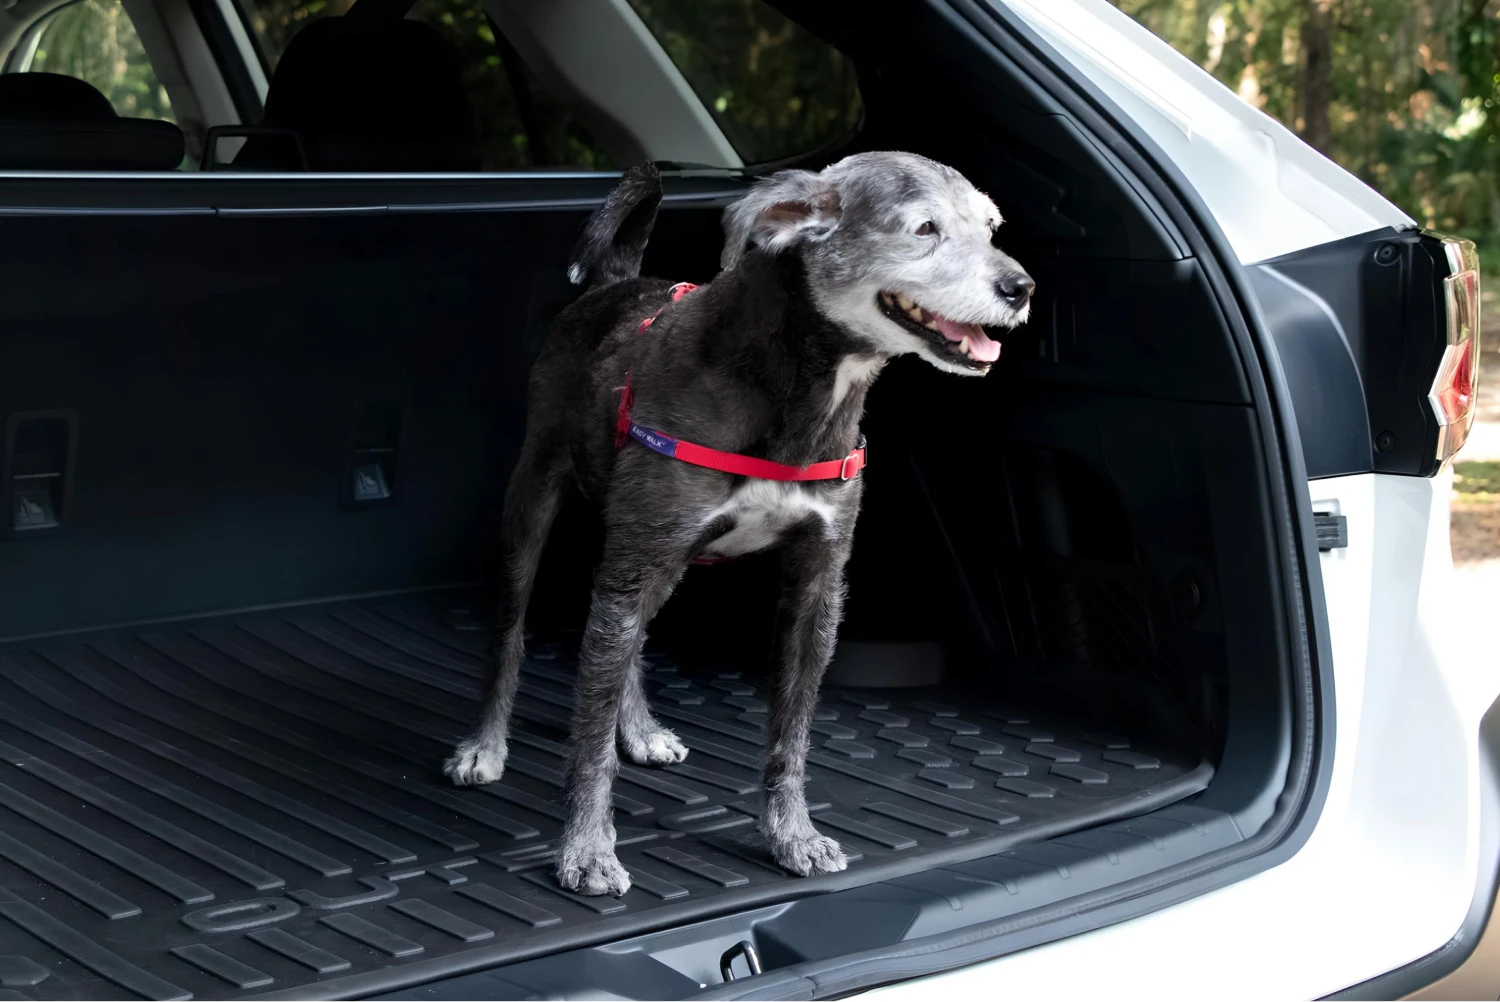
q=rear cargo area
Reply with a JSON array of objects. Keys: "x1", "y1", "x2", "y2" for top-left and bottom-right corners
[
  {"x1": 0, "y1": 180, "x2": 1270, "y2": 996},
  {"x1": 0, "y1": 9, "x2": 1298, "y2": 990}
]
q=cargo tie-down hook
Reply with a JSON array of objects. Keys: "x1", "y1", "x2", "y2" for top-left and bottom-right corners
[{"x1": 719, "y1": 940, "x2": 763, "y2": 982}]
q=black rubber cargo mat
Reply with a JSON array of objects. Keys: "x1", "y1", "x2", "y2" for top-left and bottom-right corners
[{"x1": 0, "y1": 594, "x2": 1211, "y2": 1000}]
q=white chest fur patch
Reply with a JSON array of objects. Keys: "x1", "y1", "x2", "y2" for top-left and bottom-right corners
[
  {"x1": 699, "y1": 480, "x2": 838, "y2": 559},
  {"x1": 829, "y1": 356, "x2": 885, "y2": 416}
]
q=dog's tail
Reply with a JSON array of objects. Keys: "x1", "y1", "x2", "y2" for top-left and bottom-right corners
[{"x1": 567, "y1": 161, "x2": 662, "y2": 291}]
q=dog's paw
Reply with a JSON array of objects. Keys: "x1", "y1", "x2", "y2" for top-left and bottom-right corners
[
  {"x1": 621, "y1": 727, "x2": 689, "y2": 767},
  {"x1": 556, "y1": 848, "x2": 632, "y2": 897},
  {"x1": 443, "y1": 739, "x2": 506, "y2": 786},
  {"x1": 773, "y1": 834, "x2": 848, "y2": 877}
]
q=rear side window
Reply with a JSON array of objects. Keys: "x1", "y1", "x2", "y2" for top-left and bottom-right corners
[
  {"x1": 26, "y1": 0, "x2": 175, "y2": 122},
  {"x1": 233, "y1": 0, "x2": 612, "y2": 169},
  {"x1": 624, "y1": 0, "x2": 862, "y2": 165},
  {"x1": 233, "y1": 0, "x2": 323, "y2": 69}
]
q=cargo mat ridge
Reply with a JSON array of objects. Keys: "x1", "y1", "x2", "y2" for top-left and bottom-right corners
[{"x1": 0, "y1": 594, "x2": 1210, "y2": 1000}]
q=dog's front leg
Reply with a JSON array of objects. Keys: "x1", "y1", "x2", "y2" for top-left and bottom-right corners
[
  {"x1": 557, "y1": 530, "x2": 689, "y2": 896},
  {"x1": 762, "y1": 522, "x2": 853, "y2": 877},
  {"x1": 618, "y1": 652, "x2": 689, "y2": 767}
]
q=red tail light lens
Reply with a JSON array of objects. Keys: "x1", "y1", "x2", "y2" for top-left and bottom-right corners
[{"x1": 1430, "y1": 238, "x2": 1481, "y2": 465}]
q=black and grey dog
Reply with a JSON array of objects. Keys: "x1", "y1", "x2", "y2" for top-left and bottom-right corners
[{"x1": 446, "y1": 152, "x2": 1034, "y2": 896}]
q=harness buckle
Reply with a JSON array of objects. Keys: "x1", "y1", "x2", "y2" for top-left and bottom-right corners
[{"x1": 840, "y1": 435, "x2": 867, "y2": 481}]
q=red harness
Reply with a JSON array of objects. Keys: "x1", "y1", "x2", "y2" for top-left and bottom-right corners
[{"x1": 615, "y1": 282, "x2": 869, "y2": 482}]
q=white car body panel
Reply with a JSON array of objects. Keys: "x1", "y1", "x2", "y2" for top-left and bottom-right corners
[
  {"x1": 996, "y1": 0, "x2": 1416, "y2": 265},
  {"x1": 867, "y1": 469, "x2": 1493, "y2": 998}
]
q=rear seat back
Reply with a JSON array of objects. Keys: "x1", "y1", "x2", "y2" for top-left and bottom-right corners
[
  {"x1": 0, "y1": 72, "x2": 184, "y2": 170},
  {"x1": 234, "y1": 17, "x2": 481, "y2": 172}
]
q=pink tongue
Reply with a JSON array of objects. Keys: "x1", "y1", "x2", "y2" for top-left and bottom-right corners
[{"x1": 930, "y1": 313, "x2": 1001, "y2": 363}]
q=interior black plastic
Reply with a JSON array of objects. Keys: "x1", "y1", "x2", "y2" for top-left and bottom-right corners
[
  {"x1": 377, "y1": 802, "x2": 1244, "y2": 1001},
  {"x1": 1255, "y1": 228, "x2": 1455, "y2": 479}
]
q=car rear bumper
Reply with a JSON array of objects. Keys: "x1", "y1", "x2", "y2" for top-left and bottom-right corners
[{"x1": 1330, "y1": 695, "x2": 1500, "y2": 1000}]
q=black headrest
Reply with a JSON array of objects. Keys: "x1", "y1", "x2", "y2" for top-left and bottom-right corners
[
  {"x1": 236, "y1": 18, "x2": 481, "y2": 172},
  {"x1": 0, "y1": 72, "x2": 114, "y2": 122},
  {"x1": 0, "y1": 72, "x2": 184, "y2": 170}
]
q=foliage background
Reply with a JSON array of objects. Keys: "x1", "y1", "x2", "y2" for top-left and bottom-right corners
[
  {"x1": 1110, "y1": 0, "x2": 1500, "y2": 267},
  {"x1": 30, "y1": 0, "x2": 174, "y2": 122}
]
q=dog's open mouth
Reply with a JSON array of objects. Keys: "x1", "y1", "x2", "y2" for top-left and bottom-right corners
[{"x1": 877, "y1": 292, "x2": 1001, "y2": 368}]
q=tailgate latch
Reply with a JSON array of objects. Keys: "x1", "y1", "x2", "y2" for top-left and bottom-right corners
[{"x1": 1314, "y1": 511, "x2": 1348, "y2": 551}]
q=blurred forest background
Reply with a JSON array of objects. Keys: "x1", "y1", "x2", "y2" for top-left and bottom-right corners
[
  {"x1": 1111, "y1": 0, "x2": 1500, "y2": 268},
  {"x1": 29, "y1": 0, "x2": 174, "y2": 121}
]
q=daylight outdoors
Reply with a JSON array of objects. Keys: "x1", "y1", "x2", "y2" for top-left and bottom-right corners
[
  {"x1": 28, "y1": 0, "x2": 174, "y2": 121},
  {"x1": 1112, "y1": 0, "x2": 1500, "y2": 580}
]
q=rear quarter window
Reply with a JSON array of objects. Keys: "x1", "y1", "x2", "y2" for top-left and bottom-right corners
[
  {"x1": 624, "y1": 0, "x2": 862, "y2": 165},
  {"x1": 27, "y1": 0, "x2": 174, "y2": 121},
  {"x1": 233, "y1": 0, "x2": 612, "y2": 169}
]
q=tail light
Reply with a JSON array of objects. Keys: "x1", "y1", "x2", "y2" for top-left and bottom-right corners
[
  {"x1": 1431, "y1": 237, "x2": 1481, "y2": 465},
  {"x1": 1261, "y1": 228, "x2": 1477, "y2": 477}
]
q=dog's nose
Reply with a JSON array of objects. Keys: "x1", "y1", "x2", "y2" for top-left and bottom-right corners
[{"x1": 997, "y1": 273, "x2": 1035, "y2": 303}]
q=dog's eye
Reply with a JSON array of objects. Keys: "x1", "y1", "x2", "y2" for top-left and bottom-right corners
[{"x1": 915, "y1": 221, "x2": 938, "y2": 237}]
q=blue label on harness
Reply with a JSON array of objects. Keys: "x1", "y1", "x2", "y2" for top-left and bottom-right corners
[{"x1": 628, "y1": 423, "x2": 679, "y2": 457}]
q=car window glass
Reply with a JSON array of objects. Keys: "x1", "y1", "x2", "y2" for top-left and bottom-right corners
[
  {"x1": 234, "y1": 0, "x2": 612, "y2": 169},
  {"x1": 28, "y1": 0, "x2": 175, "y2": 122},
  {"x1": 623, "y1": 0, "x2": 861, "y2": 165}
]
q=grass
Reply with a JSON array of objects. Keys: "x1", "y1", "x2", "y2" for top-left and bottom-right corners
[
  {"x1": 1454, "y1": 461, "x2": 1500, "y2": 500},
  {"x1": 1453, "y1": 463, "x2": 1500, "y2": 563}
]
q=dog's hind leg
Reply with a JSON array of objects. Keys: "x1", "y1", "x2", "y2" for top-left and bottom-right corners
[
  {"x1": 617, "y1": 653, "x2": 688, "y2": 767},
  {"x1": 557, "y1": 521, "x2": 692, "y2": 896},
  {"x1": 445, "y1": 439, "x2": 570, "y2": 786},
  {"x1": 761, "y1": 523, "x2": 853, "y2": 877}
]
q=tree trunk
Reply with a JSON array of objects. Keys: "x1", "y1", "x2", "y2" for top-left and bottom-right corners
[{"x1": 1301, "y1": 0, "x2": 1334, "y2": 153}]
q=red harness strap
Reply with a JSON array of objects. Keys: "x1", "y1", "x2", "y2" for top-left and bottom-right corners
[
  {"x1": 634, "y1": 281, "x2": 696, "y2": 334},
  {"x1": 615, "y1": 283, "x2": 869, "y2": 482}
]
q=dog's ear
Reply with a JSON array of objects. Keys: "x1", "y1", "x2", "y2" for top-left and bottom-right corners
[{"x1": 721, "y1": 170, "x2": 842, "y2": 270}]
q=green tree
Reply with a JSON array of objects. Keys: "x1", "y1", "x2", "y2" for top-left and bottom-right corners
[
  {"x1": 1113, "y1": 0, "x2": 1500, "y2": 262},
  {"x1": 31, "y1": 0, "x2": 174, "y2": 122}
]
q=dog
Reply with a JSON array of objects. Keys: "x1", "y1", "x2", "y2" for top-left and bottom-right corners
[{"x1": 445, "y1": 151, "x2": 1034, "y2": 897}]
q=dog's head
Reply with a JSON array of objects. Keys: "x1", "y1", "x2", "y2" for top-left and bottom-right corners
[{"x1": 722, "y1": 152, "x2": 1032, "y2": 375}]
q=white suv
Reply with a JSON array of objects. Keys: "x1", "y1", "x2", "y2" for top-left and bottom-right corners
[{"x1": 0, "y1": 0, "x2": 1482, "y2": 999}]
